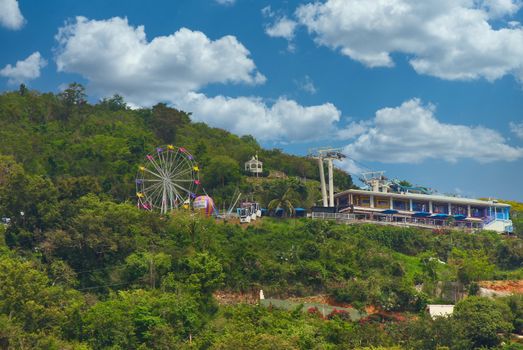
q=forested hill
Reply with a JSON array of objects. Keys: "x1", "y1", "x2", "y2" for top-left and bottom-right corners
[
  {"x1": 2, "y1": 85, "x2": 523, "y2": 350},
  {"x1": 0, "y1": 84, "x2": 352, "y2": 206}
]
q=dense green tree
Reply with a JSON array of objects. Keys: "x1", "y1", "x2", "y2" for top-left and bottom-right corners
[
  {"x1": 449, "y1": 248, "x2": 495, "y2": 285},
  {"x1": 2, "y1": 87, "x2": 523, "y2": 349},
  {"x1": 149, "y1": 103, "x2": 191, "y2": 144},
  {"x1": 40, "y1": 195, "x2": 145, "y2": 287},
  {"x1": 497, "y1": 239, "x2": 523, "y2": 269},
  {"x1": 98, "y1": 94, "x2": 128, "y2": 111},
  {"x1": 0, "y1": 256, "x2": 84, "y2": 335},
  {"x1": 183, "y1": 252, "x2": 224, "y2": 300},
  {"x1": 83, "y1": 290, "x2": 201, "y2": 349},
  {"x1": 203, "y1": 155, "x2": 241, "y2": 189},
  {"x1": 453, "y1": 296, "x2": 513, "y2": 349},
  {"x1": 0, "y1": 156, "x2": 60, "y2": 245},
  {"x1": 124, "y1": 251, "x2": 172, "y2": 289},
  {"x1": 58, "y1": 82, "x2": 86, "y2": 106}
]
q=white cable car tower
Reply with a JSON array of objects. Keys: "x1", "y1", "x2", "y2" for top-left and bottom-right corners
[{"x1": 308, "y1": 147, "x2": 346, "y2": 207}]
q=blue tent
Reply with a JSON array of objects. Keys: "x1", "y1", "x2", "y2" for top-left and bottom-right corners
[
  {"x1": 453, "y1": 214, "x2": 467, "y2": 221},
  {"x1": 413, "y1": 212, "x2": 431, "y2": 217},
  {"x1": 295, "y1": 208, "x2": 306, "y2": 217},
  {"x1": 381, "y1": 209, "x2": 398, "y2": 214},
  {"x1": 430, "y1": 213, "x2": 449, "y2": 219},
  {"x1": 274, "y1": 208, "x2": 284, "y2": 217}
]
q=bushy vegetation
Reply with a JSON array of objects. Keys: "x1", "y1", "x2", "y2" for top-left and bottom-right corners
[
  {"x1": 0, "y1": 84, "x2": 351, "y2": 209},
  {"x1": 0, "y1": 85, "x2": 522, "y2": 349}
]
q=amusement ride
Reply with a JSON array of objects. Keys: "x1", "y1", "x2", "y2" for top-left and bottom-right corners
[{"x1": 135, "y1": 145, "x2": 201, "y2": 214}]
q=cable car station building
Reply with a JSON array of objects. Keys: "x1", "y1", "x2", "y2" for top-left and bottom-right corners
[{"x1": 333, "y1": 189, "x2": 513, "y2": 233}]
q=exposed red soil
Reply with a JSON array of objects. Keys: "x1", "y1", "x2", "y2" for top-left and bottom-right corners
[
  {"x1": 213, "y1": 291, "x2": 259, "y2": 305},
  {"x1": 479, "y1": 280, "x2": 523, "y2": 294},
  {"x1": 288, "y1": 294, "x2": 355, "y2": 308},
  {"x1": 214, "y1": 291, "x2": 409, "y2": 323}
]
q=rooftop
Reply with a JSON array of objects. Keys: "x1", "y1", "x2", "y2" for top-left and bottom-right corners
[
  {"x1": 427, "y1": 304, "x2": 454, "y2": 318},
  {"x1": 335, "y1": 188, "x2": 510, "y2": 208}
]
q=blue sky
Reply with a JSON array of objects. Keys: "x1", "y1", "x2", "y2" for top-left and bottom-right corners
[{"x1": 1, "y1": 0, "x2": 523, "y2": 200}]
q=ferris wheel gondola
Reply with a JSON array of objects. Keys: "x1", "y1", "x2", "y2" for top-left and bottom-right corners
[{"x1": 136, "y1": 145, "x2": 200, "y2": 214}]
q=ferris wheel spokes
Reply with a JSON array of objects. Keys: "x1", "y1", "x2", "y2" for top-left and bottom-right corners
[{"x1": 136, "y1": 145, "x2": 199, "y2": 213}]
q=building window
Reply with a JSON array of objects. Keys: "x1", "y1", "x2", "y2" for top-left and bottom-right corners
[
  {"x1": 412, "y1": 201, "x2": 429, "y2": 212},
  {"x1": 355, "y1": 195, "x2": 370, "y2": 207},
  {"x1": 393, "y1": 200, "x2": 408, "y2": 210},
  {"x1": 470, "y1": 206, "x2": 485, "y2": 218},
  {"x1": 451, "y1": 205, "x2": 467, "y2": 215},
  {"x1": 375, "y1": 197, "x2": 390, "y2": 209},
  {"x1": 433, "y1": 203, "x2": 448, "y2": 214}
]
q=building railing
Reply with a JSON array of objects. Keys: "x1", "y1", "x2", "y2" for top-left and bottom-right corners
[
  {"x1": 311, "y1": 211, "x2": 486, "y2": 231},
  {"x1": 311, "y1": 212, "x2": 356, "y2": 221},
  {"x1": 482, "y1": 216, "x2": 496, "y2": 226}
]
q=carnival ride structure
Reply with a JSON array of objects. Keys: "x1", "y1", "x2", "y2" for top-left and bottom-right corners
[{"x1": 136, "y1": 145, "x2": 201, "y2": 214}]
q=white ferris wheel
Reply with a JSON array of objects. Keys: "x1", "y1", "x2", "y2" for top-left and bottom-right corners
[{"x1": 136, "y1": 145, "x2": 200, "y2": 214}]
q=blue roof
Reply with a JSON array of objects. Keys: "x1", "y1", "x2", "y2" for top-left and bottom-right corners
[
  {"x1": 381, "y1": 209, "x2": 398, "y2": 214},
  {"x1": 431, "y1": 213, "x2": 449, "y2": 218}
]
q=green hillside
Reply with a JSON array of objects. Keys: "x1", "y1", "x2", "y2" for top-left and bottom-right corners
[
  {"x1": 0, "y1": 84, "x2": 352, "y2": 209},
  {"x1": 1, "y1": 85, "x2": 523, "y2": 349}
]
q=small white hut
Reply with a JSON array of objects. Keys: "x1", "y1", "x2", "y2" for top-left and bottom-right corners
[
  {"x1": 245, "y1": 154, "x2": 263, "y2": 176},
  {"x1": 427, "y1": 304, "x2": 454, "y2": 319}
]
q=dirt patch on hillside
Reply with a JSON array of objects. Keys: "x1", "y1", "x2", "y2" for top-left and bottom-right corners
[
  {"x1": 479, "y1": 280, "x2": 523, "y2": 294},
  {"x1": 214, "y1": 291, "x2": 259, "y2": 305}
]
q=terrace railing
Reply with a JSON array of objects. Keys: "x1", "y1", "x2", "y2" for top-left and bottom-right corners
[{"x1": 311, "y1": 212, "x2": 356, "y2": 221}]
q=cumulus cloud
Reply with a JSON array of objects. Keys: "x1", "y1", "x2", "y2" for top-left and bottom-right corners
[
  {"x1": 296, "y1": 0, "x2": 523, "y2": 81},
  {"x1": 481, "y1": 0, "x2": 523, "y2": 17},
  {"x1": 335, "y1": 121, "x2": 369, "y2": 140},
  {"x1": 0, "y1": 0, "x2": 24, "y2": 30},
  {"x1": 54, "y1": 16, "x2": 343, "y2": 143},
  {"x1": 265, "y1": 16, "x2": 297, "y2": 40},
  {"x1": 0, "y1": 52, "x2": 47, "y2": 84},
  {"x1": 178, "y1": 92, "x2": 341, "y2": 142},
  {"x1": 262, "y1": 6, "x2": 298, "y2": 51},
  {"x1": 55, "y1": 16, "x2": 265, "y2": 105},
  {"x1": 342, "y1": 99, "x2": 523, "y2": 164},
  {"x1": 510, "y1": 121, "x2": 523, "y2": 139}
]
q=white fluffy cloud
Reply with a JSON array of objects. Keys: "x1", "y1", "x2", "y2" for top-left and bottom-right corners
[
  {"x1": 296, "y1": 0, "x2": 523, "y2": 81},
  {"x1": 342, "y1": 99, "x2": 523, "y2": 165},
  {"x1": 0, "y1": 52, "x2": 47, "y2": 84},
  {"x1": 54, "y1": 16, "x2": 342, "y2": 143},
  {"x1": 178, "y1": 92, "x2": 341, "y2": 142},
  {"x1": 510, "y1": 121, "x2": 523, "y2": 138},
  {"x1": 0, "y1": 0, "x2": 24, "y2": 30},
  {"x1": 482, "y1": 0, "x2": 523, "y2": 17},
  {"x1": 55, "y1": 16, "x2": 265, "y2": 105},
  {"x1": 265, "y1": 16, "x2": 297, "y2": 40},
  {"x1": 262, "y1": 6, "x2": 298, "y2": 51}
]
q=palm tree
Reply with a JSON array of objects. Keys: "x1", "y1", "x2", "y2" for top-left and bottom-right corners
[{"x1": 268, "y1": 187, "x2": 297, "y2": 217}]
